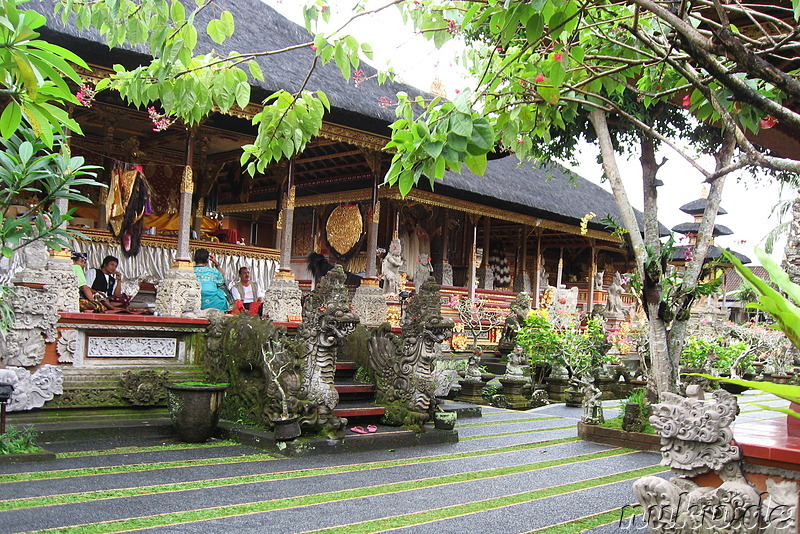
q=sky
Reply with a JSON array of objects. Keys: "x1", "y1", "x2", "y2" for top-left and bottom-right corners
[{"x1": 268, "y1": 0, "x2": 790, "y2": 265}]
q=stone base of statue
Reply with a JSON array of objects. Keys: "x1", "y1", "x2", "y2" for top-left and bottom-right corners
[
  {"x1": 262, "y1": 271, "x2": 303, "y2": 323},
  {"x1": 458, "y1": 378, "x2": 486, "y2": 404},
  {"x1": 46, "y1": 255, "x2": 79, "y2": 313},
  {"x1": 499, "y1": 377, "x2": 531, "y2": 409},
  {"x1": 513, "y1": 271, "x2": 531, "y2": 293},
  {"x1": 476, "y1": 268, "x2": 494, "y2": 290},
  {"x1": 155, "y1": 267, "x2": 201, "y2": 317},
  {"x1": 433, "y1": 261, "x2": 453, "y2": 287},
  {"x1": 351, "y1": 278, "x2": 387, "y2": 327},
  {"x1": 603, "y1": 311, "x2": 624, "y2": 331}
]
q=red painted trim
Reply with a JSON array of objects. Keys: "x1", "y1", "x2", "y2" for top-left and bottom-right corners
[{"x1": 58, "y1": 312, "x2": 208, "y2": 326}]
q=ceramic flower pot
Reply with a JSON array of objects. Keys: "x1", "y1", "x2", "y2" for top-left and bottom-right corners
[
  {"x1": 272, "y1": 417, "x2": 301, "y2": 441},
  {"x1": 433, "y1": 412, "x2": 457, "y2": 430},
  {"x1": 166, "y1": 383, "x2": 227, "y2": 443}
]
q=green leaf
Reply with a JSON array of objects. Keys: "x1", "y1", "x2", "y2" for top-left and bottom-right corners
[
  {"x1": 450, "y1": 112, "x2": 473, "y2": 137},
  {"x1": 465, "y1": 154, "x2": 487, "y2": 176},
  {"x1": 171, "y1": 1, "x2": 186, "y2": 22},
  {"x1": 248, "y1": 60, "x2": 264, "y2": 82},
  {"x1": 537, "y1": 85, "x2": 561, "y2": 105},
  {"x1": 425, "y1": 140, "x2": 443, "y2": 158},
  {"x1": 0, "y1": 101, "x2": 22, "y2": 139},
  {"x1": 207, "y1": 19, "x2": 225, "y2": 44}
]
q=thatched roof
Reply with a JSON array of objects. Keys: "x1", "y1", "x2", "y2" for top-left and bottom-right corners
[
  {"x1": 33, "y1": 0, "x2": 426, "y2": 134},
  {"x1": 679, "y1": 198, "x2": 728, "y2": 215},
  {"x1": 427, "y1": 155, "x2": 660, "y2": 233},
  {"x1": 672, "y1": 222, "x2": 734, "y2": 236}
]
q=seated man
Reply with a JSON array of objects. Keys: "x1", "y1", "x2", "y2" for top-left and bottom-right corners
[
  {"x1": 193, "y1": 248, "x2": 231, "y2": 311},
  {"x1": 230, "y1": 266, "x2": 264, "y2": 316},
  {"x1": 73, "y1": 251, "x2": 105, "y2": 312},
  {"x1": 85, "y1": 255, "x2": 129, "y2": 309}
]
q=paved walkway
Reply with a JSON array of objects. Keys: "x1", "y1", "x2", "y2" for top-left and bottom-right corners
[{"x1": 0, "y1": 391, "x2": 785, "y2": 533}]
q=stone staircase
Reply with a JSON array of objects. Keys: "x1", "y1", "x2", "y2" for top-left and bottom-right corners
[{"x1": 332, "y1": 360, "x2": 385, "y2": 425}]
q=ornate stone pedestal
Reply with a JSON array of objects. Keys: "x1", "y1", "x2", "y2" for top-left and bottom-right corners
[
  {"x1": 513, "y1": 272, "x2": 531, "y2": 293},
  {"x1": 0, "y1": 365, "x2": 63, "y2": 411},
  {"x1": 155, "y1": 267, "x2": 201, "y2": 317},
  {"x1": 433, "y1": 261, "x2": 453, "y2": 287},
  {"x1": 476, "y1": 268, "x2": 494, "y2": 290},
  {"x1": 458, "y1": 379, "x2": 486, "y2": 404},
  {"x1": 46, "y1": 253, "x2": 79, "y2": 313},
  {"x1": 263, "y1": 270, "x2": 302, "y2": 322},
  {"x1": 499, "y1": 377, "x2": 531, "y2": 409},
  {"x1": 351, "y1": 278, "x2": 387, "y2": 326}
]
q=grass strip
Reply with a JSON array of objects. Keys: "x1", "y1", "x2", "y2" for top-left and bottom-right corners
[
  {"x1": 56, "y1": 441, "x2": 244, "y2": 459},
  {"x1": 0, "y1": 453, "x2": 278, "y2": 485},
  {"x1": 302, "y1": 467, "x2": 663, "y2": 534},
  {"x1": 31, "y1": 454, "x2": 657, "y2": 534},
  {"x1": 0, "y1": 440, "x2": 616, "y2": 512},
  {"x1": 461, "y1": 425, "x2": 575, "y2": 441},
  {"x1": 523, "y1": 504, "x2": 642, "y2": 533},
  {"x1": 457, "y1": 416, "x2": 561, "y2": 427},
  {"x1": 0, "y1": 435, "x2": 579, "y2": 486}
]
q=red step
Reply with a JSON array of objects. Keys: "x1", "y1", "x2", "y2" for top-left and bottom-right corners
[
  {"x1": 335, "y1": 383, "x2": 375, "y2": 394},
  {"x1": 334, "y1": 404, "x2": 385, "y2": 418},
  {"x1": 336, "y1": 361, "x2": 358, "y2": 371}
]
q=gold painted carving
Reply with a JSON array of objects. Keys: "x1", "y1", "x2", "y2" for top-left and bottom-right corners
[
  {"x1": 274, "y1": 269, "x2": 295, "y2": 280},
  {"x1": 372, "y1": 200, "x2": 381, "y2": 224},
  {"x1": 181, "y1": 166, "x2": 194, "y2": 194},
  {"x1": 276, "y1": 210, "x2": 284, "y2": 230},
  {"x1": 217, "y1": 200, "x2": 278, "y2": 214},
  {"x1": 386, "y1": 305, "x2": 401, "y2": 327},
  {"x1": 287, "y1": 186, "x2": 296, "y2": 210},
  {"x1": 326, "y1": 204, "x2": 363, "y2": 257}
]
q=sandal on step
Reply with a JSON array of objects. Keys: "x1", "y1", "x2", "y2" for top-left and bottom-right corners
[
  {"x1": 367, "y1": 425, "x2": 378, "y2": 433},
  {"x1": 350, "y1": 426, "x2": 368, "y2": 434}
]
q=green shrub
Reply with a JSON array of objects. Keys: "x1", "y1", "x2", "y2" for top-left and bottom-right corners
[{"x1": 0, "y1": 426, "x2": 40, "y2": 454}]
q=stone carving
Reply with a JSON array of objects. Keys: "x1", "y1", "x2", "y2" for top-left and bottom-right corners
[
  {"x1": 0, "y1": 286, "x2": 60, "y2": 367},
  {"x1": 86, "y1": 336, "x2": 177, "y2": 358},
  {"x1": 382, "y1": 238, "x2": 403, "y2": 297},
  {"x1": 45, "y1": 257, "x2": 80, "y2": 313},
  {"x1": 498, "y1": 292, "x2": 531, "y2": 352},
  {"x1": 476, "y1": 267, "x2": 494, "y2": 290},
  {"x1": 119, "y1": 369, "x2": 170, "y2": 405},
  {"x1": 297, "y1": 265, "x2": 359, "y2": 437},
  {"x1": 432, "y1": 369, "x2": 459, "y2": 397},
  {"x1": 414, "y1": 254, "x2": 433, "y2": 291},
  {"x1": 539, "y1": 268, "x2": 549, "y2": 289},
  {"x1": 551, "y1": 286, "x2": 579, "y2": 328},
  {"x1": 433, "y1": 261, "x2": 453, "y2": 287},
  {"x1": 368, "y1": 276, "x2": 454, "y2": 431},
  {"x1": 593, "y1": 270, "x2": 604, "y2": 288},
  {"x1": 605, "y1": 271, "x2": 625, "y2": 317},
  {"x1": 0, "y1": 365, "x2": 63, "y2": 411},
  {"x1": 155, "y1": 268, "x2": 201, "y2": 317},
  {"x1": 262, "y1": 277, "x2": 303, "y2": 323},
  {"x1": 580, "y1": 379, "x2": 604, "y2": 425},
  {"x1": 56, "y1": 329, "x2": 78, "y2": 363},
  {"x1": 633, "y1": 390, "x2": 795, "y2": 533},
  {"x1": 513, "y1": 271, "x2": 531, "y2": 293},
  {"x1": 464, "y1": 350, "x2": 483, "y2": 382},
  {"x1": 351, "y1": 283, "x2": 388, "y2": 326},
  {"x1": 530, "y1": 388, "x2": 550, "y2": 408},
  {"x1": 505, "y1": 346, "x2": 527, "y2": 378}
]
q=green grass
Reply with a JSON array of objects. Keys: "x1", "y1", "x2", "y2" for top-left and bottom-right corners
[
  {"x1": 0, "y1": 425, "x2": 41, "y2": 455},
  {"x1": 598, "y1": 414, "x2": 655, "y2": 434},
  {"x1": 0, "y1": 440, "x2": 617, "y2": 511},
  {"x1": 524, "y1": 504, "x2": 642, "y2": 533},
  {"x1": 56, "y1": 441, "x2": 244, "y2": 458},
  {"x1": 303, "y1": 467, "x2": 662, "y2": 534},
  {"x1": 30, "y1": 462, "x2": 664, "y2": 533},
  {"x1": 458, "y1": 416, "x2": 561, "y2": 427},
  {"x1": 461, "y1": 425, "x2": 576, "y2": 441}
]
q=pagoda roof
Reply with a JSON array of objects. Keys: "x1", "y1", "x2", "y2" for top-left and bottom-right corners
[
  {"x1": 671, "y1": 222, "x2": 734, "y2": 237},
  {"x1": 672, "y1": 245, "x2": 750, "y2": 264},
  {"x1": 679, "y1": 198, "x2": 727, "y2": 215}
]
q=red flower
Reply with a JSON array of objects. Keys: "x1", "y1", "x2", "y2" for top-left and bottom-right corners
[
  {"x1": 681, "y1": 94, "x2": 691, "y2": 109},
  {"x1": 553, "y1": 53, "x2": 562, "y2": 61},
  {"x1": 535, "y1": 73, "x2": 545, "y2": 82},
  {"x1": 310, "y1": 44, "x2": 317, "y2": 51},
  {"x1": 760, "y1": 115, "x2": 778, "y2": 129}
]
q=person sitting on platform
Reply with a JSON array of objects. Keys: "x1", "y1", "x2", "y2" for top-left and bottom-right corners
[
  {"x1": 231, "y1": 266, "x2": 263, "y2": 316},
  {"x1": 85, "y1": 255, "x2": 130, "y2": 310},
  {"x1": 193, "y1": 248, "x2": 231, "y2": 311},
  {"x1": 73, "y1": 251, "x2": 104, "y2": 312}
]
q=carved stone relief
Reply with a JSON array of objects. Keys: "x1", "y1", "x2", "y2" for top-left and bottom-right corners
[
  {"x1": 351, "y1": 284, "x2": 387, "y2": 327},
  {"x1": 262, "y1": 278, "x2": 302, "y2": 323},
  {"x1": 0, "y1": 365, "x2": 64, "y2": 412},
  {"x1": 119, "y1": 369, "x2": 170, "y2": 406},
  {"x1": 57, "y1": 329, "x2": 78, "y2": 363},
  {"x1": 86, "y1": 336, "x2": 177, "y2": 358},
  {"x1": 0, "y1": 285, "x2": 60, "y2": 367},
  {"x1": 154, "y1": 268, "x2": 201, "y2": 317}
]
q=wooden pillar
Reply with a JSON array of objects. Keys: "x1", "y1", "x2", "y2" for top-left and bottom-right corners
[
  {"x1": 98, "y1": 121, "x2": 115, "y2": 229},
  {"x1": 588, "y1": 241, "x2": 597, "y2": 313},
  {"x1": 441, "y1": 208, "x2": 450, "y2": 262},
  {"x1": 482, "y1": 217, "x2": 491, "y2": 268},
  {"x1": 279, "y1": 160, "x2": 295, "y2": 272},
  {"x1": 534, "y1": 229, "x2": 542, "y2": 307},
  {"x1": 365, "y1": 152, "x2": 381, "y2": 278},
  {"x1": 174, "y1": 129, "x2": 194, "y2": 267},
  {"x1": 556, "y1": 247, "x2": 564, "y2": 288},
  {"x1": 469, "y1": 223, "x2": 477, "y2": 301}
]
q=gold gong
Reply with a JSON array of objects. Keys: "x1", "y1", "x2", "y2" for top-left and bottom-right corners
[{"x1": 326, "y1": 204, "x2": 363, "y2": 256}]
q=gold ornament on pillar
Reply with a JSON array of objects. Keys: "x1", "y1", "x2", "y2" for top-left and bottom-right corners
[
  {"x1": 181, "y1": 166, "x2": 194, "y2": 194},
  {"x1": 276, "y1": 210, "x2": 284, "y2": 230},
  {"x1": 371, "y1": 200, "x2": 381, "y2": 224},
  {"x1": 286, "y1": 185, "x2": 296, "y2": 210}
]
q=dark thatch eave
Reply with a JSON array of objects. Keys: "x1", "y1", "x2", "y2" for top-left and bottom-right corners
[
  {"x1": 421, "y1": 155, "x2": 666, "y2": 235},
  {"x1": 679, "y1": 198, "x2": 728, "y2": 215},
  {"x1": 671, "y1": 222, "x2": 734, "y2": 236},
  {"x1": 672, "y1": 245, "x2": 750, "y2": 264},
  {"x1": 33, "y1": 0, "x2": 429, "y2": 136}
]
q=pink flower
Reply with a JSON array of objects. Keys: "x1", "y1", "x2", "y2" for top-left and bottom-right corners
[
  {"x1": 535, "y1": 74, "x2": 545, "y2": 82},
  {"x1": 310, "y1": 44, "x2": 317, "y2": 51},
  {"x1": 377, "y1": 96, "x2": 394, "y2": 108},
  {"x1": 760, "y1": 115, "x2": 778, "y2": 129},
  {"x1": 681, "y1": 94, "x2": 691, "y2": 109},
  {"x1": 553, "y1": 53, "x2": 562, "y2": 61},
  {"x1": 352, "y1": 69, "x2": 366, "y2": 87},
  {"x1": 76, "y1": 83, "x2": 96, "y2": 107},
  {"x1": 147, "y1": 106, "x2": 176, "y2": 132},
  {"x1": 454, "y1": 89, "x2": 461, "y2": 94}
]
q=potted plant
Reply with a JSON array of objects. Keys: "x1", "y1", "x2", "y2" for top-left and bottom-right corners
[
  {"x1": 432, "y1": 411, "x2": 457, "y2": 430},
  {"x1": 262, "y1": 340, "x2": 301, "y2": 441},
  {"x1": 166, "y1": 381, "x2": 228, "y2": 443}
]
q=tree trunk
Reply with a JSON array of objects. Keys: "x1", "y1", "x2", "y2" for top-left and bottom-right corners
[{"x1": 784, "y1": 191, "x2": 800, "y2": 285}]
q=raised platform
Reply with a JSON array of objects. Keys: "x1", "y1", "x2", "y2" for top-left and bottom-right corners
[{"x1": 577, "y1": 421, "x2": 661, "y2": 452}]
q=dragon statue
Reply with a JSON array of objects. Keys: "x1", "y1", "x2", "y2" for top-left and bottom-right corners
[
  {"x1": 297, "y1": 265, "x2": 360, "y2": 437},
  {"x1": 368, "y1": 276, "x2": 454, "y2": 431}
]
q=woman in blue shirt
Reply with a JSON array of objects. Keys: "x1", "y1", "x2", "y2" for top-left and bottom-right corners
[{"x1": 193, "y1": 248, "x2": 230, "y2": 311}]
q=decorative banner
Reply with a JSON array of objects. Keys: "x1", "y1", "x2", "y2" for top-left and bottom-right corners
[{"x1": 326, "y1": 204, "x2": 363, "y2": 259}]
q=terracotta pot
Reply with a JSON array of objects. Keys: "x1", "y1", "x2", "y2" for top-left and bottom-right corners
[
  {"x1": 166, "y1": 384, "x2": 227, "y2": 443},
  {"x1": 272, "y1": 417, "x2": 301, "y2": 441}
]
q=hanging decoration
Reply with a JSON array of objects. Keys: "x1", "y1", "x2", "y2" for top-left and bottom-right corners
[
  {"x1": 325, "y1": 204, "x2": 365, "y2": 263},
  {"x1": 106, "y1": 165, "x2": 153, "y2": 258},
  {"x1": 489, "y1": 243, "x2": 511, "y2": 288}
]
